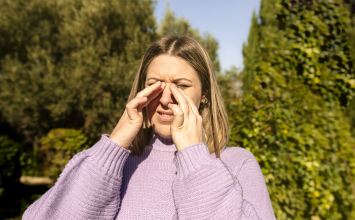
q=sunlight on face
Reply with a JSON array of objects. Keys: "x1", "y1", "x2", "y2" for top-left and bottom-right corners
[{"x1": 145, "y1": 55, "x2": 204, "y2": 138}]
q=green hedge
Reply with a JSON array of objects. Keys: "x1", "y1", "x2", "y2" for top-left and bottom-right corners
[
  {"x1": 229, "y1": 84, "x2": 355, "y2": 219},
  {"x1": 0, "y1": 136, "x2": 23, "y2": 218},
  {"x1": 40, "y1": 129, "x2": 90, "y2": 180},
  {"x1": 237, "y1": 0, "x2": 355, "y2": 219}
]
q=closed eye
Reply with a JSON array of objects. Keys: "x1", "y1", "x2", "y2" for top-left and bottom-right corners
[
  {"x1": 147, "y1": 83, "x2": 189, "y2": 88},
  {"x1": 147, "y1": 82, "x2": 161, "y2": 86}
]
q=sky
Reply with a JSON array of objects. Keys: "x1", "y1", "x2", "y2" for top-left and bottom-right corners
[{"x1": 154, "y1": 0, "x2": 261, "y2": 72}]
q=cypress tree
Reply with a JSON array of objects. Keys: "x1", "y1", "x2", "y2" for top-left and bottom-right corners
[
  {"x1": 0, "y1": 0, "x2": 157, "y2": 160},
  {"x1": 231, "y1": 0, "x2": 355, "y2": 218},
  {"x1": 343, "y1": 0, "x2": 355, "y2": 137},
  {"x1": 242, "y1": 11, "x2": 260, "y2": 93}
]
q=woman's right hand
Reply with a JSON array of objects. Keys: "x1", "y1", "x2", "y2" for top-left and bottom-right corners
[{"x1": 109, "y1": 81, "x2": 165, "y2": 149}]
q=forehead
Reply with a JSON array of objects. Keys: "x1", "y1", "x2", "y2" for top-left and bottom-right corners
[{"x1": 146, "y1": 55, "x2": 200, "y2": 82}]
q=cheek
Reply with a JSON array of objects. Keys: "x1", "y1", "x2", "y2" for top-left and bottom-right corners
[
  {"x1": 146, "y1": 95, "x2": 161, "y2": 120},
  {"x1": 185, "y1": 90, "x2": 202, "y2": 108}
]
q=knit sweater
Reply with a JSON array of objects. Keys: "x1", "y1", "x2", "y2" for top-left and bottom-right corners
[{"x1": 23, "y1": 132, "x2": 276, "y2": 220}]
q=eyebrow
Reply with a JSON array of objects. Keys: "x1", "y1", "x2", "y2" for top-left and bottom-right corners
[{"x1": 146, "y1": 77, "x2": 193, "y2": 83}]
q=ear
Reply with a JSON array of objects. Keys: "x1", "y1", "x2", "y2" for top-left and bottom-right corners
[
  {"x1": 199, "y1": 94, "x2": 207, "y2": 111},
  {"x1": 200, "y1": 94, "x2": 206, "y2": 104}
]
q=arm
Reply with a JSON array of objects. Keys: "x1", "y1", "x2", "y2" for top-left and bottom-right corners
[
  {"x1": 23, "y1": 135, "x2": 130, "y2": 220},
  {"x1": 22, "y1": 81, "x2": 165, "y2": 219},
  {"x1": 172, "y1": 143, "x2": 276, "y2": 220}
]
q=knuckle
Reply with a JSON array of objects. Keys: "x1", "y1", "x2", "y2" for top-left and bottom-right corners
[
  {"x1": 176, "y1": 111, "x2": 184, "y2": 117},
  {"x1": 126, "y1": 101, "x2": 134, "y2": 109},
  {"x1": 134, "y1": 97, "x2": 142, "y2": 102}
]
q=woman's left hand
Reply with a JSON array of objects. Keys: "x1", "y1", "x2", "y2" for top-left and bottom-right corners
[{"x1": 167, "y1": 84, "x2": 207, "y2": 151}]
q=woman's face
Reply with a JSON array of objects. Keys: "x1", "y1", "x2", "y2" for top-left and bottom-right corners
[{"x1": 145, "y1": 55, "x2": 204, "y2": 138}]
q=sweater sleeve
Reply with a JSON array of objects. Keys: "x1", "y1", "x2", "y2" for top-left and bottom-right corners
[
  {"x1": 22, "y1": 135, "x2": 130, "y2": 220},
  {"x1": 172, "y1": 143, "x2": 276, "y2": 220}
]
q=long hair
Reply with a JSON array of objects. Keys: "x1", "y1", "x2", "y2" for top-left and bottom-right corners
[{"x1": 128, "y1": 35, "x2": 229, "y2": 158}]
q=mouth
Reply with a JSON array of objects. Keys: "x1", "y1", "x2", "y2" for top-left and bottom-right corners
[
  {"x1": 158, "y1": 112, "x2": 173, "y2": 117},
  {"x1": 157, "y1": 111, "x2": 174, "y2": 122}
]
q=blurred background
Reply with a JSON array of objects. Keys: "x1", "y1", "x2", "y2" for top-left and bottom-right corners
[{"x1": 0, "y1": 0, "x2": 355, "y2": 219}]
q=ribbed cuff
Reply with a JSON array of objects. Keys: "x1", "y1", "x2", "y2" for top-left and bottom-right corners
[
  {"x1": 87, "y1": 134, "x2": 131, "y2": 177},
  {"x1": 174, "y1": 142, "x2": 214, "y2": 179}
]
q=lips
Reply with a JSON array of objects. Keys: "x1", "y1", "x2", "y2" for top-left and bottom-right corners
[
  {"x1": 157, "y1": 110, "x2": 173, "y2": 115},
  {"x1": 157, "y1": 110, "x2": 174, "y2": 122}
]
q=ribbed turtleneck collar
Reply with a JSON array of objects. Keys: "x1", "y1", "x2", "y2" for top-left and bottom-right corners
[{"x1": 148, "y1": 131, "x2": 177, "y2": 152}]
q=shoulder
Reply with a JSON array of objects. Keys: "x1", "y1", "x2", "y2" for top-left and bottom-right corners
[
  {"x1": 219, "y1": 147, "x2": 276, "y2": 219},
  {"x1": 219, "y1": 147, "x2": 261, "y2": 178}
]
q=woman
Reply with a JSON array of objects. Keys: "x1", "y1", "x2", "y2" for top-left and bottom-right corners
[{"x1": 23, "y1": 36, "x2": 276, "y2": 220}]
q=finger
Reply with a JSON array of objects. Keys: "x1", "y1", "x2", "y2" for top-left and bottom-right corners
[
  {"x1": 169, "y1": 84, "x2": 189, "y2": 116},
  {"x1": 178, "y1": 88, "x2": 199, "y2": 117},
  {"x1": 126, "y1": 97, "x2": 148, "y2": 120},
  {"x1": 176, "y1": 89, "x2": 193, "y2": 117},
  {"x1": 136, "y1": 81, "x2": 164, "y2": 102},
  {"x1": 167, "y1": 103, "x2": 185, "y2": 128},
  {"x1": 179, "y1": 88, "x2": 206, "y2": 143},
  {"x1": 143, "y1": 82, "x2": 166, "y2": 108}
]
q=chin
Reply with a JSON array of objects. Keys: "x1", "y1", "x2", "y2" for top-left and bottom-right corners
[
  {"x1": 155, "y1": 129, "x2": 172, "y2": 138},
  {"x1": 150, "y1": 116, "x2": 172, "y2": 138}
]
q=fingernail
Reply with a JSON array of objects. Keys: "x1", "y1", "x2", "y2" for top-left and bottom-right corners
[
  {"x1": 155, "y1": 81, "x2": 160, "y2": 85},
  {"x1": 171, "y1": 84, "x2": 176, "y2": 89},
  {"x1": 161, "y1": 82, "x2": 165, "y2": 88},
  {"x1": 143, "y1": 97, "x2": 147, "y2": 100}
]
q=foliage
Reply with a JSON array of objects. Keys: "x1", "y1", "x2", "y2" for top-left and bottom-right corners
[
  {"x1": 0, "y1": 135, "x2": 23, "y2": 218},
  {"x1": 0, "y1": 0, "x2": 157, "y2": 148},
  {"x1": 242, "y1": 11, "x2": 260, "y2": 93},
  {"x1": 216, "y1": 66, "x2": 242, "y2": 109},
  {"x1": 276, "y1": 0, "x2": 355, "y2": 107},
  {"x1": 230, "y1": 83, "x2": 355, "y2": 220},
  {"x1": 1, "y1": 0, "x2": 354, "y2": 219},
  {"x1": 345, "y1": 98, "x2": 355, "y2": 137},
  {"x1": 235, "y1": 0, "x2": 355, "y2": 219},
  {"x1": 40, "y1": 129, "x2": 90, "y2": 180},
  {"x1": 0, "y1": 136, "x2": 22, "y2": 193},
  {"x1": 343, "y1": 0, "x2": 355, "y2": 136}
]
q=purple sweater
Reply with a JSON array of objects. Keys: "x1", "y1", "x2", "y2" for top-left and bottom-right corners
[{"x1": 23, "y1": 132, "x2": 276, "y2": 220}]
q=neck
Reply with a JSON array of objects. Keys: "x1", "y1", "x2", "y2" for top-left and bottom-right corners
[{"x1": 148, "y1": 131, "x2": 176, "y2": 152}]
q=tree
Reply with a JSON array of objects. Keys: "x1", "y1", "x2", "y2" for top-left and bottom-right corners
[
  {"x1": 40, "y1": 129, "x2": 90, "y2": 180},
  {"x1": 232, "y1": 0, "x2": 355, "y2": 219},
  {"x1": 0, "y1": 0, "x2": 157, "y2": 170},
  {"x1": 242, "y1": 11, "x2": 260, "y2": 93},
  {"x1": 276, "y1": 0, "x2": 354, "y2": 107},
  {"x1": 0, "y1": 136, "x2": 23, "y2": 218},
  {"x1": 343, "y1": 0, "x2": 355, "y2": 137}
]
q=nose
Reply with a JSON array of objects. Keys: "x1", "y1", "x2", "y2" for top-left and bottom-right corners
[{"x1": 159, "y1": 83, "x2": 176, "y2": 107}]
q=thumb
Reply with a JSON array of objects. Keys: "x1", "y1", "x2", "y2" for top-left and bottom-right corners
[{"x1": 126, "y1": 97, "x2": 148, "y2": 121}]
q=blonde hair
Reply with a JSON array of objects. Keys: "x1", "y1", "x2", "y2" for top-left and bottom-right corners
[{"x1": 128, "y1": 35, "x2": 229, "y2": 158}]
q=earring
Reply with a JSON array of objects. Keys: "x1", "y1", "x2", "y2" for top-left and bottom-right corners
[{"x1": 200, "y1": 98, "x2": 208, "y2": 108}]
